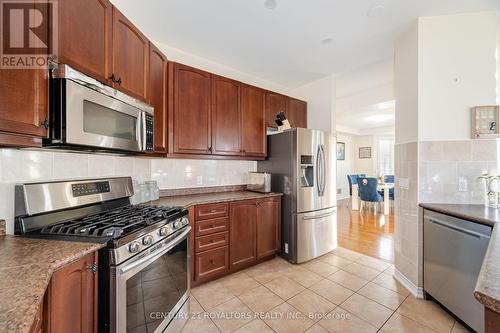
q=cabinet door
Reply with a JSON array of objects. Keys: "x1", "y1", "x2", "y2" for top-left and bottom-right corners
[
  {"x1": 212, "y1": 75, "x2": 241, "y2": 155},
  {"x1": 257, "y1": 198, "x2": 281, "y2": 259},
  {"x1": 45, "y1": 252, "x2": 97, "y2": 333},
  {"x1": 265, "y1": 92, "x2": 287, "y2": 128},
  {"x1": 112, "y1": 7, "x2": 149, "y2": 101},
  {"x1": 240, "y1": 85, "x2": 266, "y2": 157},
  {"x1": 230, "y1": 200, "x2": 257, "y2": 270},
  {"x1": 0, "y1": 69, "x2": 48, "y2": 139},
  {"x1": 195, "y1": 246, "x2": 229, "y2": 282},
  {"x1": 287, "y1": 98, "x2": 307, "y2": 128},
  {"x1": 149, "y1": 43, "x2": 167, "y2": 153},
  {"x1": 173, "y1": 63, "x2": 212, "y2": 154},
  {"x1": 58, "y1": 0, "x2": 112, "y2": 84}
]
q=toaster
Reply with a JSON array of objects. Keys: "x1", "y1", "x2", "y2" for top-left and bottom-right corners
[{"x1": 246, "y1": 172, "x2": 272, "y2": 193}]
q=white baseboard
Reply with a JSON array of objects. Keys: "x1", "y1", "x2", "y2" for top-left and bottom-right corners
[{"x1": 394, "y1": 268, "x2": 424, "y2": 299}]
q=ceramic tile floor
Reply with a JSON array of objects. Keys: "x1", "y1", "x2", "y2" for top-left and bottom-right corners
[{"x1": 183, "y1": 247, "x2": 471, "y2": 333}]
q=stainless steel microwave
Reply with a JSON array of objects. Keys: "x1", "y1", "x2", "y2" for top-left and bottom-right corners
[{"x1": 45, "y1": 64, "x2": 154, "y2": 153}]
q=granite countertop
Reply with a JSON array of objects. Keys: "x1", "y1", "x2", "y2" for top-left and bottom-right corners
[
  {"x1": 420, "y1": 203, "x2": 500, "y2": 314},
  {"x1": 150, "y1": 190, "x2": 283, "y2": 208},
  {"x1": 0, "y1": 190, "x2": 281, "y2": 333},
  {"x1": 0, "y1": 236, "x2": 106, "y2": 333}
]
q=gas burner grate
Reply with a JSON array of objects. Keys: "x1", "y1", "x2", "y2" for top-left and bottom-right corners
[{"x1": 40, "y1": 205, "x2": 183, "y2": 239}]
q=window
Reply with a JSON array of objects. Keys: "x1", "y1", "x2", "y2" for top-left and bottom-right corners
[{"x1": 378, "y1": 139, "x2": 394, "y2": 175}]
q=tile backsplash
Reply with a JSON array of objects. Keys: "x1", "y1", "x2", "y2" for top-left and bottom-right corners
[
  {"x1": 0, "y1": 149, "x2": 256, "y2": 234},
  {"x1": 419, "y1": 140, "x2": 498, "y2": 204}
]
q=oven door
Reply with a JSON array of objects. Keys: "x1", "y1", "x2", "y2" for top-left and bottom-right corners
[
  {"x1": 64, "y1": 79, "x2": 147, "y2": 152},
  {"x1": 115, "y1": 226, "x2": 191, "y2": 333}
]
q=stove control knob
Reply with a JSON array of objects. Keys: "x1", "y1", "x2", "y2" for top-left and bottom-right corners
[
  {"x1": 128, "y1": 241, "x2": 140, "y2": 253},
  {"x1": 142, "y1": 235, "x2": 154, "y2": 246},
  {"x1": 158, "y1": 227, "x2": 168, "y2": 237},
  {"x1": 174, "y1": 220, "x2": 182, "y2": 229},
  {"x1": 181, "y1": 217, "x2": 189, "y2": 226}
]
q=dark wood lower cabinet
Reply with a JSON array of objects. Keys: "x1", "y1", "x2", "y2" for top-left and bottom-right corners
[
  {"x1": 41, "y1": 252, "x2": 98, "y2": 333},
  {"x1": 230, "y1": 200, "x2": 257, "y2": 270},
  {"x1": 195, "y1": 246, "x2": 229, "y2": 283},
  {"x1": 192, "y1": 197, "x2": 281, "y2": 286},
  {"x1": 257, "y1": 197, "x2": 281, "y2": 259}
]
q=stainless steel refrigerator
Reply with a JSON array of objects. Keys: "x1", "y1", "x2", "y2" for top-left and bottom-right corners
[{"x1": 258, "y1": 128, "x2": 337, "y2": 263}]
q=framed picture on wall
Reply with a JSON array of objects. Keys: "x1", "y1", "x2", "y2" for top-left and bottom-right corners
[
  {"x1": 359, "y1": 147, "x2": 372, "y2": 159},
  {"x1": 336, "y1": 142, "x2": 345, "y2": 160}
]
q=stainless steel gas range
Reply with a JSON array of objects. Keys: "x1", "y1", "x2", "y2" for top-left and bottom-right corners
[{"x1": 14, "y1": 177, "x2": 191, "y2": 333}]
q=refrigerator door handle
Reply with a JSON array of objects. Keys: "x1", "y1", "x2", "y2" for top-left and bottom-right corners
[
  {"x1": 303, "y1": 209, "x2": 337, "y2": 220},
  {"x1": 316, "y1": 145, "x2": 321, "y2": 197},
  {"x1": 319, "y1": 144, "x2": 326, "y2": 196}
]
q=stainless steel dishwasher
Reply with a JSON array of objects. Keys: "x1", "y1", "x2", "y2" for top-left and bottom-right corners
[{"x1": 424, "y1": 210, "x2": 491, "y2": 333}]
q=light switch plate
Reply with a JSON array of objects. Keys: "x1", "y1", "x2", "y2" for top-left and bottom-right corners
[{"x1": 399, "y1": 178, "x2": 410, "y2": 190}]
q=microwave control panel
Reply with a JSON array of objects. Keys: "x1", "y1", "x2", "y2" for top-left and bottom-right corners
[{"x1": 145, "y1": 114, "x2": 154, "y2": 151}]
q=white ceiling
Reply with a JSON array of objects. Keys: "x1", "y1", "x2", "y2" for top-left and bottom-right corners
[{"x1": 112, "y1": 0, "x2": 499, "y2": 88}]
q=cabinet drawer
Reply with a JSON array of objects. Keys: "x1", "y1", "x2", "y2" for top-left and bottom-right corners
[
  {"x1": 195, "y1": 217, "x2": 229, "y2": 236},
  {"x1": 196, "y1": 246, "x2": 229, "y2": 281},
  {"x1": 195, "y1": 203, "x2": 229, "y2": 220},
  {"x1": 195, "y1": 232, "x2": 229, "y2": 253}
]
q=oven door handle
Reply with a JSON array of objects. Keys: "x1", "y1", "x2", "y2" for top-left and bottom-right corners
[{"x1": 119, "y1": 226, "x2": 191, "y2": 275}]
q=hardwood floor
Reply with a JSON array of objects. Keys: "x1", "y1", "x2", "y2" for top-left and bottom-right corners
[{"x1": 337, "y1": 198, "x2": 395, "y2": 262}]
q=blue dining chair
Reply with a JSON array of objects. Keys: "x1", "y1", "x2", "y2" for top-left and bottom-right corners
[
  {"x1": 380, "y1": 175, "x2": 395, "y2": 201},
  {"x1": 347, "y1": 174, "x2": 366, "y2": 196},
  {"x1": 384, "y1": 175, "x2": 395, "y2": 184},
  {"x1": 358, "y1": 177, "x2": 383, "y2": 214}
]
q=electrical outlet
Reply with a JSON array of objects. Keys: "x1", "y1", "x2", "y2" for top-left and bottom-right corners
[
  {"x1": 458, "y1": 177, "x2": 468, "y2": 192},
  {"x1": 284, "y1": 243, "x2": 289, "y2": 254},
  {"x1": 196, "y1": 176, "x2": 203, "y2": 185}
]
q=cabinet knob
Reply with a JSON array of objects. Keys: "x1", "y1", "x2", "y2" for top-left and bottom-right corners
[
  {"x1": 208, "y1": 146, "x2": 213, "y2": 152},
  {"x1": 116, "y1": 77, "x2": 122, "y2": 85},
  {"x1": 87, "y1": 262, "x2": 98, "y2": 274},
  {"x1": 42, "y1": 118, "x2": 49, "y2": 129},
  {"x1": 209, "y1": 259, "x2": 215, "y2": 265}
]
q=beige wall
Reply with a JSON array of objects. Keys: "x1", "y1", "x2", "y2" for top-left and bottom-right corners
[{"x1": 394, "y1": 11, "x2": 500, "y2": 293}]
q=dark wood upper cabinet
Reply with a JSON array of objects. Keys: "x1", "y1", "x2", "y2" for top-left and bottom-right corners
[
  {"x1": 230, "y1": 200, "x2": 257, "y2": 270},
  {"x1": 241, "y1": 85, "x2": 266, "y2": 157},
  {"x1": 287, "y1": 98, "x2": 307, "y2": 128},
  {"x1": 212, "y1": 75, "x2": 241, "y2": 156},
  {"x1": 149, "y1": 43, "x2": 168, "y2": 153},
  {"x1": 172, "y1": 63, "x2": 212, "y2": 154},
  {"x1": 257, "y1": 198, "x2": 280, "y2": 259},
  {"x1": 44, "y1": 252, "x2": 97, "y2": 333},
  {"x1": 0, "y1": 69, "x2": 48, "y2": 139},
  {"x1": 57, "y1": 0, "x2": 112, "y2": 84},
  {"x1": 112, "y1": 7, "x2": 149, "y2": 101},
  {"x1": 265, "y1": 92, "x2": 287, "y2": 128}
]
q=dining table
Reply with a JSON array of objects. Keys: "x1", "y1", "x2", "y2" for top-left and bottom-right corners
[{"x1": 351, "y1": 182, "x2": 394, "y2": 215}]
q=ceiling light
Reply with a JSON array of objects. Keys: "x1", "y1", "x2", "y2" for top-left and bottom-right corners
[
  {"x1": 264, "y1": 0, "x2": 277, "y2": 10},
  {"x1": 367, "y1": 4, "x2": 385, "y2": 18},
  {"x1": 321, "y1": 37, "x2": 334, "y2": 45}
]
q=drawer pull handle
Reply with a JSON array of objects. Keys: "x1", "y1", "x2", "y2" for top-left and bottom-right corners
[
  {"x1": 210, "y1": 209, "x2": 217, "y2": 213},
  {"x1": 210, "y1": 259, "x2": 214, "y2": 265},
  {"x1": 208, "y1": 225, "x2": 214, "y2": 228},
  {"x1": 210, "y1": 240, "x2": 215, "y2": 243}
]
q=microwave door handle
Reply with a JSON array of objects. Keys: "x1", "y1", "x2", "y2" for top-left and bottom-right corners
[
  {"x1": 141, "y1": 112, "x2": 147, "y2": 151},
  {"x1": 136, "y1": 112, "x2": 143, "y2": 150}
]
